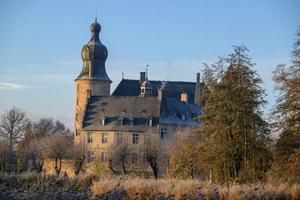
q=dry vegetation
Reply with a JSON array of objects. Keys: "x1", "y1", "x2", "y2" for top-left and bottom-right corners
[
  {"x1": 1, "y1": 173, "x2": 299, "y2": 200},
  {"x1": 91, "y1": 176, "x2": 300, "y2": 200}
]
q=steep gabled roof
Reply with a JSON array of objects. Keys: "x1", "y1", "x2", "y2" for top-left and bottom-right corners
[
  {"x1": 111, "y1": 79, "x2": 197, "y2": 104},
  {"x1": 82, "y1": 95, "x2": 201, "y2": 131},
  {"x1": 82, "y1": 96, "x2": 161, "y2": 131}
]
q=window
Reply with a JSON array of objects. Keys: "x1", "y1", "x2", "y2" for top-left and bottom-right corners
[
  {"x1": 75, "y1": 129, "x2": 79, "y2": 136},
  {"x1": 102, "y1": 132, "x2": 108, "y2": 143},
  {"x1": 117, "y1": 133, "x2": 122, "y2": 144},
  {"x1": 87, "y1": 151, "x2": 94, "y2": 162},
  {"x1": 148, "y1": 118, "x2": 153, "y2": 127},
  {"x1": 160, "y1": 128, "x2": 167, "y2": 139},
  {"x1": 87, "y1": 89, "x2": 92, "y2": 98},
  {"x1": 100, "y1": 117, "x2": 105, "y2": 125},
  {"x1": 118, "y1": 117, "x2": 124, "y2": 126},
  {"x1": 76, "y1": 98, "x2": 78, "y2": 106},
  {"x1": 100, "y1": 152, "x2": 108, "y2": 162},
  {"x1": 87, "y1": 132, "x2": 93, "y2": 143},
  {"x1": 132, "y1": 153, "x2": 138, "y2": 164},
  {"x1": 76, "y1": 114, "x2": 79, "y2": 121},
  {"x1": 132, "y1": 133, "x2": 139, "y2": 144},
  {"x1": 141, "y1": 88, "x2": 145, "y2": 94},
  {"x1": 130, "y1": 118, "x2": 134, "y2": 126},
  {"x1": 181, "y1": 114, "x2": 186, "y2": 120}
]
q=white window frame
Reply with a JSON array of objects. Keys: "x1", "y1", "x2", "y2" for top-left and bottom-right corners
[{"x1": 102, "y1": 132, "x2": 108, "y2": 143}]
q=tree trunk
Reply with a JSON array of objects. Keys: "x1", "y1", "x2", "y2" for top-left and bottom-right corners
[
  {"x1": 54, "y1": 157, "x2": 62, "y2": 176},
  {"x1": 108, "y1": 159, "x2": 117, "y2": 174},
  {"x1": 149, "y1": 159, "x2": 158, "y2": 179},
  {"x1": 74, "y1": 157, "x2": 85, "y2": 176},
  {"x1": 121, "y1": 161, "x2": 127, "y2": 175}
]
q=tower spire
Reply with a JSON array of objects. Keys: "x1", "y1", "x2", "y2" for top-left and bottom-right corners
[{"x1": 95, "y1": 8, "x2": 98, "y2": 22}]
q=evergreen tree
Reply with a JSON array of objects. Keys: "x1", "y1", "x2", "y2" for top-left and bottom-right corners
[
  {"x1": 198, "y1": 46, "x2": 271, "y2": 183},
  {"x1": 271, "y1": 27, "x2": 300, "y2": 183}
]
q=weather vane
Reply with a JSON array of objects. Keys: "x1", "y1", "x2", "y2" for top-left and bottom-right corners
[{"x1": 95, "y1": 8, "x2": 98, "y2": 22}]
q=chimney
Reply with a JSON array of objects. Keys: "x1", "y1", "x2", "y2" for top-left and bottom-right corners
[
  {"x1": 196, "y1": 72, "x2": 200, "y2": 84},
  {"x1": 140, "y1": 72, "x2": 146, "y2": 83},
  {"x1": 157, "y1": 87, "x2": 163, "y2": 100},
  {"x1": 194, "y1": 72, "x2": 201, "y2": 105},
  {"x1": 181, "y1": 91, "x2": 189, "y2": 104}
]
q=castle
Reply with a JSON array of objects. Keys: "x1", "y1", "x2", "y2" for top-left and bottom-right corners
[{"x1": 74, "y1": 19, "x2": 203, "y2": 174}]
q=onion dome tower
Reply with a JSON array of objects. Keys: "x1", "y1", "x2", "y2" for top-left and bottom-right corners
[
  {"x1": 75, "y1": 19, "x2": 112, "y2": 137},
  {"x1": 77, "y1": 19, "x2": 111, "y2": 81}
]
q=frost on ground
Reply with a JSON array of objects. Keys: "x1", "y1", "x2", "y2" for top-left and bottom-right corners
[{"x1": 0, "y1": 173, "x2": 300, "y2": 200}]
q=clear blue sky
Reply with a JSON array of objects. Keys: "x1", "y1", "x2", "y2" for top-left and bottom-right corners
[{"x1": 0, "y1": 0, "x2": 299, "y2": 129}]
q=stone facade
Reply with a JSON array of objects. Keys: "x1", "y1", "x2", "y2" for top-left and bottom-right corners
[{"x1": 74, "y1": 20, "x2": 202, "y2": 176}]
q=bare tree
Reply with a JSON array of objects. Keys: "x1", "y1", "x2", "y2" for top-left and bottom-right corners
[
  {"x1": 0, "y1": 140, "x2": 9, "y2": 172},
  {"x1": 108, "y1": 141, "x2": 132, "y2": 175},
  {"x1": 25, "y1": 138, "x2": 47, "y2": 173},
  {"x1": 32, "y1": 118, "x2": 71, "y2": 138},
  {"x1": 72, "y1": 140, "x2": 87, "y2": 176},
  {"x1": 142, "y1": 134, "x2": 161, "y2": 179},
  {"x1": 0, "y1": 107, "x2": 26, "y2": 150},
  {"x1": 32, "y1": 118, "x2": 55, "y2": 137},
  {"x1": 45, "y1": 134, "x2": 73, "y2": 175},
  {"x1": 165, "y1": 131, "x2": 200, "y2": 179}
]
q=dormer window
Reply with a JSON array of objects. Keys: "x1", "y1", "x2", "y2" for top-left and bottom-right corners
[
  {"x1": 148, "y1": 117, "x2": 153, "y2": 127},
  {"x1": 118, "y1": 117, "x2": 124, "y2": 126},
  {"x1": 100, "y1": 117, "x2": 106, "y2": 125},
  {"x1": 130, "y1": 118, "x2": 134, "y2": 126}
]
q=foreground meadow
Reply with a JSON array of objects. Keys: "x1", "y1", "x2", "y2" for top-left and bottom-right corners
[{"x1": 0, "y1": 173, "x2": 299, "y2": 200}]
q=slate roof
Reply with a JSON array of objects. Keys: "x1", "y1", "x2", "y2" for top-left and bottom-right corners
[
  {"x1": 112, "y1": 79, "x2": 199, "y2": 104},
  {"x1": 82, "y1": 95, "x2": 201, "y2": 131},
  {"x1": 83, "y1": 96, "x2": 160, "y2": 131}
]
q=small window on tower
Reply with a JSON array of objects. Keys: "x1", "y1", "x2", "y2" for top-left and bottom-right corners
[{"x1": 87, "y1": 89, "x2": 92, "y2": 98}]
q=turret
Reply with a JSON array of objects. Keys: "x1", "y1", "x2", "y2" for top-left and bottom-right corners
[{"x1": 75, "y1": 19, "x2": 112, "y2": 137}]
